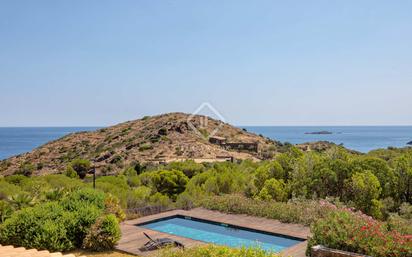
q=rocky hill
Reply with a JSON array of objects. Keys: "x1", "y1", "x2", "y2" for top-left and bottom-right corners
[{"x1": 0, "y1": 113, "x2": 283, "y2": 176}]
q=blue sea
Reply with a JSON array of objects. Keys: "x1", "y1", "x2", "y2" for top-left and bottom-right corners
[
  {"x1": 244, "y1": 126, "x2": 412, "y2": 153},
  {"x1": 0, "y1": 127, "x2": 99, "y2": 160},
  {"x1": 0, "y1": 126, "x2": 411, "y2": 160}
]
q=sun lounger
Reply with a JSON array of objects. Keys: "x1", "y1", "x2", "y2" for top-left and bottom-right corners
[{"x1": 139, "y1": 232, "x2": 184, "y2": 251}]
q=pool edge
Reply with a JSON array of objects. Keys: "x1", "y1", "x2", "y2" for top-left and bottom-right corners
[{"x1": 136, "y1": 214, "x2": 307, "y2": 242}]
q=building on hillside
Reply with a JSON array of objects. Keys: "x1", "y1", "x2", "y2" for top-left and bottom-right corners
[
  {"x1": 209, "y1": 136, "x2": 227, "y2": 145},
  {"x1": 209, "y1": 136, "x2": 259, "y2": 153},
  {"x1": 216, "y1": 155, "x2": 235, "y2": 163}
]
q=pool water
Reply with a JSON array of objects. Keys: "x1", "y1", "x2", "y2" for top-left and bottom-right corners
[{"x1": 139, "y1": 216, "x2": 303, "y2": 252}]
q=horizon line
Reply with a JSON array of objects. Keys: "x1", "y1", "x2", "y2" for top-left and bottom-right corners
[{"x1": 1, "y1": 124, "x2": 412, "y2": 128}]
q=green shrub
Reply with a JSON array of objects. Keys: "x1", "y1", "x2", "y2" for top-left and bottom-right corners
[
  {"x1": 0, "y1": 161, "x2": 11, "y2": 173},
  {"x1": 64, "y1": 165, "x2": 79, "y2": 178},
  {"x1": 41, "y1": 174, "x2": 84, "y2": 190},
  {"x1": 0, "y1": 200, "x2": 12, "y2": 223},
  {"x1": 139, "y1": 143, "x2": 152, "y2": 151},
  {"x1": 0, "y1": 198, "x2": 101, "y2": 251},
  {"x1": 59, "y1": 188, "x2": 105, "y2": 247},
  {"x1": 66, "y1": 202, "x2": 102, "y2": 247},
  {"x1": 176, "y1": 192, "x2": 194, "y2": 210},
  {"x1": 4, "y1": 175, "x2": 28, "y2": 185},
  {"x1": 0, "y1": 180, "x2": 22, "y2": 200},
  {"x1": 60, "y1": 188, "x2": 105, "y2": 211},
  {"x1": 158, "y1": 245, "x2": 280, "y2": 257},
  {"x1": 19, "y1": 178, "x2": 51, "y2": 198},
  {"x1": 348, "y1": 171, "x2": 382, "y2": 217},
  {"x1": 254, "y1": 161, "x2": 285, "y2": 190},
  {"x1": 0, "y1": 202, "x2": 76, "y2": 251},
  {"x1": 16, "y1": 163, "x2": 35, "y2": 176},
  {"x1": 45, "y1": 188, "x2": 67, "y2": 201},
  {"x1": 126, "y1": 186, "x2": 152, "y2": 209},
  {"x1": 96, "y1": 175, "x2": 128, "y2": 189},
  {"x1": 133, "y1": 161, "x2": 145, "y2": 174},
  {"x1": 104, "y1": 194, "x2": 126, "y2": 221},
  {"x1": 82, "y1": 214, "x2": 121, "y2": 251},
  {"x1": 257, "y1": 178, "x2": 287, "y2": 202},
  {"x1": 399, "y1": 202, "x2": 412, "y2": 219},
  {"x1": 137, "y1": 172, "x2": 154, "y2": 188},
  {"x1": 158, "y1": 127, "x2": 168, "y2": 136},
  {"x1": 166, "y1": 160, "x2": 205, "y2": 178},
  {"x1": 70, "y1": 159, "x2": 91, "y2": 179},
  {"x1": 9, "y1": 193, "x2": 35, "y2": 209},
  {"x1": 386, "y1": 214, "x2": 412, "y2": 235},
  {"x1": 188, "y1": 167, "x2": 248, "y2": 196},
  {"x1": 110, "y1": 155, "x2": 123, "y2": 166},
  {"x1": 127, "y1": 175, "x2": 141, "y2": 187},
  {"x1": 307, "y1": 209, "x2": 412, "y2": 257},
  {"x1": 123, "y1": 167, "x2": 137, "y2": 177},
  {"x1": 196, "y1": 128, "x2": 207, "y2": 138},
  {"x1": 149, "y1": 192, "x2": 172, "y2": 208},
  {"x1": 94, "y1": 177, "x2": 129, "y2": 208},
  {"x1": 36, "y1": 162, "x2": 44, "y2": 170}
]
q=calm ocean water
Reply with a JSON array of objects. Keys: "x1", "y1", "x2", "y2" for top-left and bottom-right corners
[
  {"x1": 244, "y1": 126, "x2": 412, "y2": 153},
  {"x1": 0, "y1": 126, "x2": 411, "y2": 160},
  {"x1": 0, "y1": 127, "x2": 99, "y2": 160}
]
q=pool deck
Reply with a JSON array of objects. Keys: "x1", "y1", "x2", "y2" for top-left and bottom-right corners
[{"x1": 116, "y1": 208, "x2": 310, "y2": 257}]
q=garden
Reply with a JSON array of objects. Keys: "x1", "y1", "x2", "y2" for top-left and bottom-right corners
[{"x1": 0, "y1": 145, "x2": 411, "y2": 256}]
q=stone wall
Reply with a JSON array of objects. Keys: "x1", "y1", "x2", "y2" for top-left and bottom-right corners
[
  {"x1": 311, "y1": 245, "x2": 372, "y2": 257},
  {"x1": 224, "y1": 142, "x2": 259, "y2": 153}
]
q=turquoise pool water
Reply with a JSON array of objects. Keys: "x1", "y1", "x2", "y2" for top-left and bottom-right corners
[{"x1": 139, "y1": 216, "x2": 303, "y2": 252}]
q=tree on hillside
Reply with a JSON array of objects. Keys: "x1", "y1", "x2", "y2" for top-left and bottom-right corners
[
  {"x1": 393, "y1": 156, "x2": 412, "y2": 203},
  {"x1": 70, "y1": 159, "x2": 91, "y2": 179},
  {"x1": 327, "y1": 159, "x2": 352, "y2": 197},
  {"x1": 350, "y1": 157, "x2": 395, "y2": 198},
  {"x1": 349, "y1": 171, "x2": 382, "y2": 217},
  {"x1": 288, "y1": 153, "x2": 318, "y2": 199},
  {"x1": 310, "y1": 166, "x2": 337, "y2": 198},
  {"x1": 152, "y1": 170, "x2": 189, "y2": 199}
]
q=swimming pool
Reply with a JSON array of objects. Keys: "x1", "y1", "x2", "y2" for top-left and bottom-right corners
[{"x1": 138, "y1": 215, "x2": 304, "y2": 252}]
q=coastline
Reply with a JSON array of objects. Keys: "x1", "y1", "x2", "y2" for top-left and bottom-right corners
[{"x1": 1, "y1": 126, "x2": 411, "y2": 160}]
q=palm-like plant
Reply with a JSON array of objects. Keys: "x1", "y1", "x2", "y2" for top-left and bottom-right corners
[
  {"x1": 9, "y1": 193, "x2": 35, "y2": 209},
  {"x1": 45, "y1": 188, "x2": 67, "y2": 201}
]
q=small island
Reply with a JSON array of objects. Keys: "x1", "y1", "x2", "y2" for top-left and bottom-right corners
[{"x1": 305, "y1": 131, "x2": 333, "y2": 135}]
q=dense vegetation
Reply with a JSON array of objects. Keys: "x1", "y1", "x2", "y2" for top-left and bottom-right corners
[
  {"x1": 159, "y1": 245, "x2": 281, "y2": 257},
  {"x1": 308, "y1": 204, "x2": 412, "y2": 256},
  {"x1": 0, "y1": 145, "x2": 411, "y2": 256},
  {"x1": 0, "y1": 176, "x2": 123, "y2": 251}
]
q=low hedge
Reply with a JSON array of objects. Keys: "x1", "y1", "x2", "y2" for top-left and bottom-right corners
[{"x1": 197, "y1": 194, "x2": 335, "y2": 225}]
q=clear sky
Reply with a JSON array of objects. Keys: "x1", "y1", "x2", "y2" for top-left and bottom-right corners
[{"x1": 1, "y1": 1, "x2": 411, "y2": 126}]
